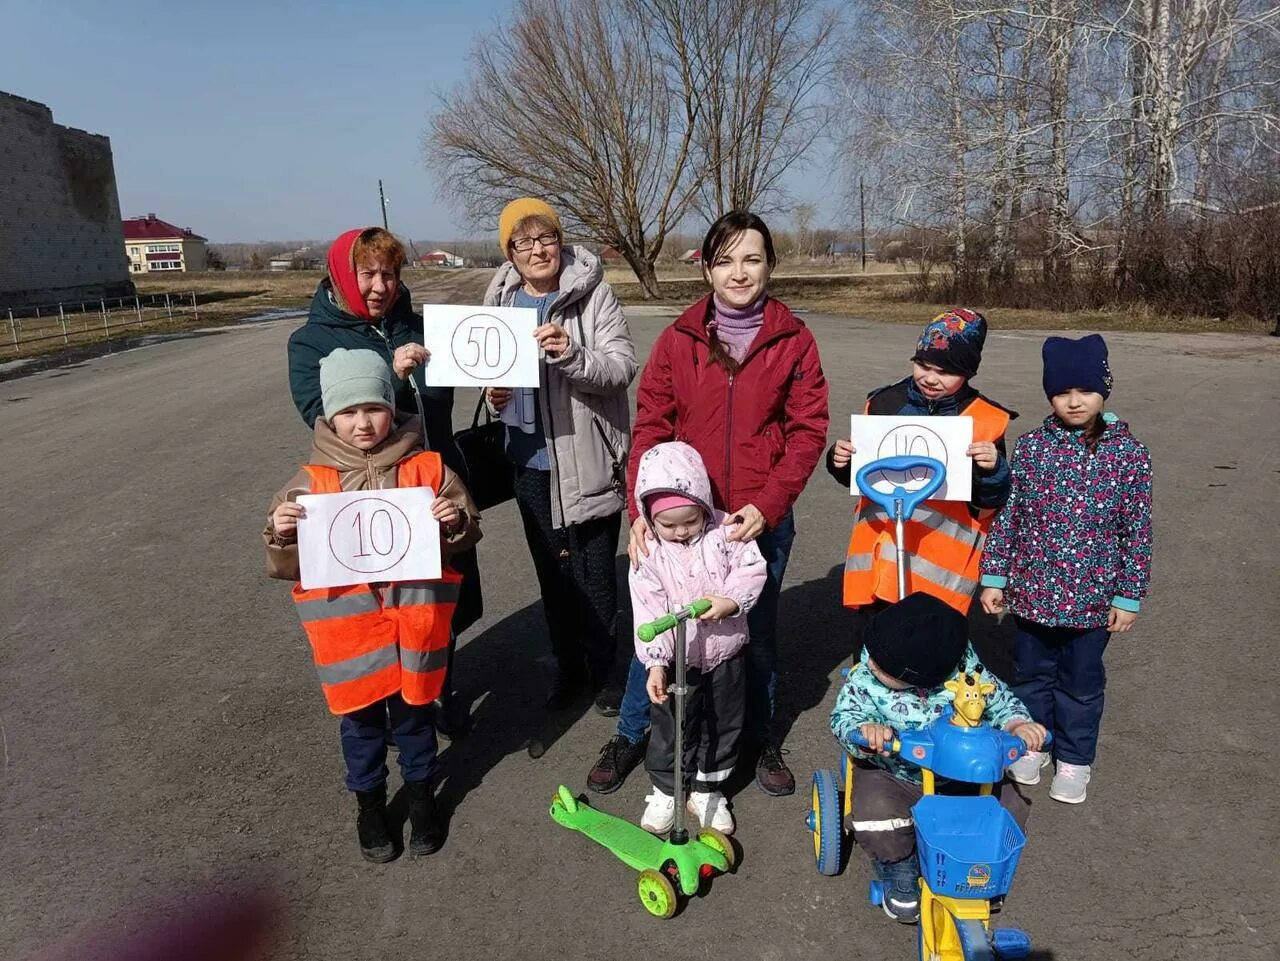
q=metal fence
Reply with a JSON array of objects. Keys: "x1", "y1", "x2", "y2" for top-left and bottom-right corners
[{"x1": 1, "y1": 292, "x2": 200, "y2": 356}]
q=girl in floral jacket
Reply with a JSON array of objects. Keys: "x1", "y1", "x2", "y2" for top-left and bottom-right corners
[{"x1": 980, "y1": 334, "x2": 1153, "y2": 805}]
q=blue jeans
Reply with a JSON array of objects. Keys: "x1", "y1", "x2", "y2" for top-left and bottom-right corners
[
  {"x1": 340, "y1": 695, "x2": 438, "y2": 792},
  {"x1": 616, "y1": 512, "x2": 797, "y2": 746},
  {"x1": 1011, "y1": 617, "x2": 1110, "y2": 766}
]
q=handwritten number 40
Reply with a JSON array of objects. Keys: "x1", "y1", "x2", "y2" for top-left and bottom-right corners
[{"x1": 351, "y1": 509, "x2": 395, "y2": 558}]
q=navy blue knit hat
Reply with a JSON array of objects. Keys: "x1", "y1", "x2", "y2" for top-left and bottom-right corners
[
  {"x1": 912, "y1": 308, "x2": 988, "y2": 379},
  {"x1": 1042, "y1": 334, "x2": 1113, "y2": 399}
]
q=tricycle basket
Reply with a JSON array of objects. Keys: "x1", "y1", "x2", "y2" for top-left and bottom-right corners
[{"x1": 912, "y1": 795, "x2": 1025, "y2": 899}]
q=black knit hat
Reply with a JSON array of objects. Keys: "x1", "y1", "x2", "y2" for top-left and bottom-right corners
[{"x1": 863, "y1": 592, "x2": 968, "y2": 688}]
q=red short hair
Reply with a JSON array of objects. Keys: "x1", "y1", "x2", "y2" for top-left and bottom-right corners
[{"x1": 351, "y1": 227, "x2": 406, "y2": 275}]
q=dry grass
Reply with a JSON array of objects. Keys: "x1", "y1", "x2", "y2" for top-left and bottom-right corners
[
  {"x1": 4, "y1": 263, "x2": 1269, "y2": 367},
  {"x1": 0, "y1": 271, "x2": 323, "y2": 363},
  {"x1": 134, "y1": 269, "x2": 324, "y2": 303},
  {"x1": 602, "y1": 258, "x2": 900, "y2": 285},
  {"x1": 612, "y1": 269, "x2": 1271, "y2": 335}
]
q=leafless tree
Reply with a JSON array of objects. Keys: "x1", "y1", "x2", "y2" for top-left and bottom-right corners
[
  {"x1": 427, "y1": 0, "x2": 840, "y2": 298},
  {"x1": 427, "y1": 0, "x2": 700, "y2": 298},
  {"x1": 660, "y1": 0, "x2": 839, "y2": 217},
  {"x1": 840, "y1": 0, "x2": 1278, "y2": 313}
]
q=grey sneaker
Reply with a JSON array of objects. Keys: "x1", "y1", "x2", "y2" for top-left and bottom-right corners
[
  {"x1": 1008, "y1": 750, "x2": 1051, "y2": 785},
  {"x1": 1049, "y1": 762, "x2": 1091, "y2": 803}
]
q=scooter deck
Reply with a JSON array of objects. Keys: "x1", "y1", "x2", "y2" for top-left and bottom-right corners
[{"x1": 550, "y1": 789, "x2": 667, "y2": 874}]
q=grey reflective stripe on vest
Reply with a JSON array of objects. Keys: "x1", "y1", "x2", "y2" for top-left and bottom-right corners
[
  {"x1": 855, "y1": 502, "x2": 984, "y2": 550},
  {"x1": 294, "y1": 590, "x2": 382, "y2": 623},
  {"x1": 387, "y1": 580, "x2": 461, "y2": 608},
  {"x1": 314, "y1": 644, "x2": 398, "y2": 685},
  {"x1": 401, "y1": 645, "x2": 450, "y2": 675},
  {"x1": 844, "y1": 541, "x2": 980, "y2": 596}
]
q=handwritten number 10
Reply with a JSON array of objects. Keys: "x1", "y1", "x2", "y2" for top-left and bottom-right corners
[
  {"x1": 351, "y1": 509, "x2": 394, "y2": 557},
  {"x1": 894, "y1": 433, "x2": 932, "y2": 482}
]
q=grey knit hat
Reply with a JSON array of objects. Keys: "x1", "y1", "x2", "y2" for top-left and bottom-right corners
[{"x1": 319, "y1": 348, "x2": 395, "y2": 420}]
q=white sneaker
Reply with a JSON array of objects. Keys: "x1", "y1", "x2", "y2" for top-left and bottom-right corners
[
  {"x1": 641, "y1": 789, "x2": 676, "y2": 834},
  {"x1": 687, "y1": 790, "x2": 735, "y2": 835},
  {"x1": 1049, "y1": 762, "x2": 1091, "y2": 804},
  {"x1": 1008, "y1": 750, "x2": 1051, "y2": 786}
]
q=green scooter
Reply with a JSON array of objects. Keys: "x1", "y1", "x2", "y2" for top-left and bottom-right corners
[{"x1": 549, "y1": 599, "x2": 736, "y2": 918}]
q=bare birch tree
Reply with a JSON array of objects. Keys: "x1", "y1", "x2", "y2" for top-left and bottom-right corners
[{"x1": 427, "y1": 0, "x2": 840, "y2": 297}]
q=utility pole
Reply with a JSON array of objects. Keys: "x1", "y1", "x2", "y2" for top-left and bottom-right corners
[
  {"x1": 859, "y1": 176, "x2": 868, "y2": 273},
  {"x1": 378, "y1": 179, "x2": 389, "y2": 230}
]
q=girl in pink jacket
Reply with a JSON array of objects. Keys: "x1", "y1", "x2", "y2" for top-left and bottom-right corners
[{"x1": 631, "y1": 442, "x2": 767, "y2": 837}]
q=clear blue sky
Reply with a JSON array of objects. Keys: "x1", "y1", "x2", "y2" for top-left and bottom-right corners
[{"x1": 0, "y1": 0, "x2": 837, "y2": 244}]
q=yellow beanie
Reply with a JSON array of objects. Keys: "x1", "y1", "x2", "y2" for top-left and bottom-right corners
[{"x1": 498, "y1": 198, "x2": 561, "y2": 253}]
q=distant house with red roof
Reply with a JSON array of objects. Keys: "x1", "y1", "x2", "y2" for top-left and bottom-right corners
[
  {"x1": 416, "y1": 249, "x2": 465, "y2": 268},
  {"x1": 122, "y1": 214, "x2": 208, "y2": 273}
]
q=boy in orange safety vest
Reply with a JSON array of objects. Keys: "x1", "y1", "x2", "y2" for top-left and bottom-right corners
[
  {"x1": 264, "y1": 348, "x2": 481, "y2": 863},
  {"x1": 826, "y1": 309, "x2": 1015, "y2": 616}
]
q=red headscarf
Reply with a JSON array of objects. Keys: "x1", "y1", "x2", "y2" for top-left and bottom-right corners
[{"x1": 326, "y1": 227, "x2": 376, "y2": 321}]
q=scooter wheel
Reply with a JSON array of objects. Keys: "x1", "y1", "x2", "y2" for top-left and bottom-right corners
[
  {"x1": 695, "y1": 827, "x2": 736, "y2": 871},
  {"x1": 637, "y1": 868, "x2": 678, "y2": 919}
]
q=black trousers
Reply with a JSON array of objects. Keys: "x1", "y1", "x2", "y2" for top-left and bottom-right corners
[
  {"x1": 646, "y1": 653, "x2": 745, "y2": 795},
  {"x1": 513, "y1": 466, "x2": 622, "y2": 687}
]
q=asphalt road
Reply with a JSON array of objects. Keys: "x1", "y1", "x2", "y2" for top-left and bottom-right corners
[{"x1": 1, "y1": 302, "x2": 1277, "y2": 961}]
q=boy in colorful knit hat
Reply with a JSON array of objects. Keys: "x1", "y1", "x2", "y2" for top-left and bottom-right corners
[
  {"x1": 826, "y1": 308, "x2": 1016, "y2": 614},
  {"x1": 980, "y1": 334, "x2": 1153, "y2": 804},
  {"x1": 264, "y1": 348, "x2": 482, "y2": 862}
]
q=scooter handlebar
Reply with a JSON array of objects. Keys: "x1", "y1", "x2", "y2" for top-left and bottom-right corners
[
  {"x1": 854, "y1": 455, "x2": 948, "y2": 521},
  {"x1": 636, "y1": 598, "x2": 714, "y2": 643}
]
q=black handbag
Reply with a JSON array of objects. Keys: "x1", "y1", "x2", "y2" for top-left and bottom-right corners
[{"x1": 452, "y1": 393, "x2": 515, "y2": 510}]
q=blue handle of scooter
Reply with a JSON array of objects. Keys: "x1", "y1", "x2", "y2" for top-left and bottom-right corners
[{"x1": 855, "y1": 455, "x2": 947, "y2": 522}]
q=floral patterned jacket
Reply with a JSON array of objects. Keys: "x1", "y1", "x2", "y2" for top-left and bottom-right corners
[{"x1": 980, "y1": 413, "x2": 1153, "y2": 629}]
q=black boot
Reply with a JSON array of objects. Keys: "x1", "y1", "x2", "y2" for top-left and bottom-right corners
[
  {"x1": 355, "y1": 785, "x2": 397, "y2": 863},
  {"x1": 432, "y1": 692, "x2": 471, "y2": 740},
  {"x1": 406, "y1": 780, "x2": 444, "y2": 857}
]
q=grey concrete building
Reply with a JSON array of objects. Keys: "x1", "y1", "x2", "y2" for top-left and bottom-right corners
[{"x1": 0, "y1": 91, "x2": 133, "y2": 308}]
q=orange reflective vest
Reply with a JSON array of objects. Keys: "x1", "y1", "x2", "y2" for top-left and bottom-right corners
[
  {"x1": 843, "y1": 397, "x2": 1010, "y2": 615},
  {"x1": 292, "y1": 451, "x2": 461, "y2": 715}
]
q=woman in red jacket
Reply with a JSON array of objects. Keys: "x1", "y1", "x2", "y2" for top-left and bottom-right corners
[{"x1": 586, "y1": 211, "x2": 830, "y2": 799}]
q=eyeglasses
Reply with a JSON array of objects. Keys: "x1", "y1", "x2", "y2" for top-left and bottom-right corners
[{"x1": 510, "y1": 232, "x2": 560, "y2": 253}]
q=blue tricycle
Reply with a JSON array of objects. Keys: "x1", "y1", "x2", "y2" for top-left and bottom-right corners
[
  {"x1": 810, "y1": 673, "x2": 1052, "y2": 960},
  {"x1": 806, "y1": 454, "x2": 1050, "y2": 959}
]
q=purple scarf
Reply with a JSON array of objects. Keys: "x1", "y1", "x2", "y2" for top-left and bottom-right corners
[{"x1": 709, "y1": 295, "x2": 765, "y2": 363}]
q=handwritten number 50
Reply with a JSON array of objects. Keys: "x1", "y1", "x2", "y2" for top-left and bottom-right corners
[{"x1": 463, "y1": 326, "x2": 501, "y2": 369}]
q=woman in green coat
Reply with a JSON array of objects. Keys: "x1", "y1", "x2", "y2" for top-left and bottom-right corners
[{"x1": 286, "y1": 226, "x2": 481, "y2": 733}]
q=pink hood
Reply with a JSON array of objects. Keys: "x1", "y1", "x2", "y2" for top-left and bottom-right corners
[
  {"x1": 630, "y1": 442, "x2": 767, "y2": 671},
  {"x1": 635, "y1": 441, "x2": 717, "y2": 531}
]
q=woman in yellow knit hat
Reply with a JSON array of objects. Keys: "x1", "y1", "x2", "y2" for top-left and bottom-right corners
[{"x1": 483, "y1": 198, "x2": 637, "y2": 725}]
